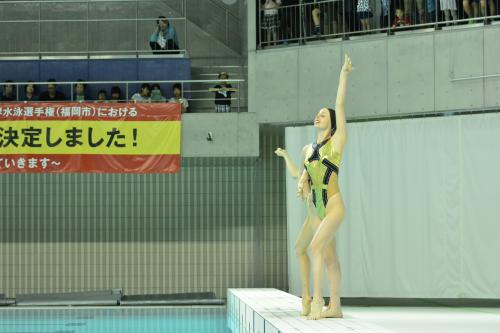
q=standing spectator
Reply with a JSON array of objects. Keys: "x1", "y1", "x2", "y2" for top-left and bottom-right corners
[
  {"x1": 1, "y1": 80, "x2": 16, "y2": 101},
  {"x1": 97, "y1": 90, "x2": 107, "y2": 102},
  {"x1": 149, "y1": 16, "x2": 179, "y2": 53},
  {"x1": 39, "y1": 79, "x2": 66, "y2": 101},
  {"x1": 480, "y1": 0, "x2": 495, "y2": 18},
  {"x1": 401, "y1": 0, "x2": 425, "y2": 24},
  {"x1": 357, "y1": 0, "x2": 373, "y2": 31},
  {"x1": 427, "y1": 0, "x2": 436, "y2": 24},
  {"x1": 392, "y1": 7, "x2": 411, "y2": 27},
  {"x1": 463, "y1": 0, "x2": 479, "y2": 20},
  {"x1": 380, "y1": 0, "x2": 389, "y2": 28},
  {"x1": 110, "y1": 86, "x2": 122, "y2": 102},
  {"x1": 209, "y1": 72, "x2": 238, "y2": 113},
  {"x1": 150, "y1": 84, "x2": 167, "y2": 103},
  {"x1": 304, "y1": 0, "x2": 322, "y2": 36},
  {"x1": 440, "y1": 0, "x2": 458, "y2": 24},
  {"x1": 24, "y1": 82, "x2": 38, "y2": 101},
  {"x1": 73, "y1": 79, "x2": 87, "y2": 102},
  {"x1": 330, "y1": 0, "x2": 345, "y2": 35},
  {"x1": 169, "y1": 83, "x2": 189, "y2": 113},
  {"x1": 261, "y1": 0, "x2": 281, "y2": 45},
  {"x1": 280, "y1": 0, "x2": 300, "y2": 42},
  {"x1": 131, "y1": 83, "x2": 151, "y2": 103}
]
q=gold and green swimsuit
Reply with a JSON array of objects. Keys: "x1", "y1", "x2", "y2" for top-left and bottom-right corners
[{"x1": 304, "y1": 137, "x2": 342, "y2": 219}]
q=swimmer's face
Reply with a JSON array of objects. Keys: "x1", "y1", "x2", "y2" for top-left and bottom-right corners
[{"x1": 313, "y1": 108, "x2": 331, "y2": 131}]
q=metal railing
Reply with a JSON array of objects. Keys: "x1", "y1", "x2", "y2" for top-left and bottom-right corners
[
  {"x1": 257, "y1": 0, "x2": 500, "y2": 47},
  {"x1": 0, "y1": 79, "x2": 246, "y2": 113},
  {"x1": 185, "y1": 0, "x2": 242, "y2": 52},
  {"x1": 0, "y1": 0, "x2": 241, "y2": 56}
]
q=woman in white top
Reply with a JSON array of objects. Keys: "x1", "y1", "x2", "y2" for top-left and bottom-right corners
[{"x1": 131, "y1": 83, "x2": 151, "y2": 103}]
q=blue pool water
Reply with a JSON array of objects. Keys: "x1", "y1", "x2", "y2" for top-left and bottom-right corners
[{"x1": 0, "y1": 306, "x2": 231, "y2": 333}]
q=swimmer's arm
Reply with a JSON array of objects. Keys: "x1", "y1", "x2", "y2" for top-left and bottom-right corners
[
  {"x1": 274, "y1": 147, "x2": 299, "y2": 178},
  {"x1": 334, "y1": 54, "x2": 353, "y2": 147}
]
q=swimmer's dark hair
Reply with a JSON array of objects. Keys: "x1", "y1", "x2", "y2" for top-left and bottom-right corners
[{"x1": 327, "y1": 108, "x2": 337, "y2": 135}]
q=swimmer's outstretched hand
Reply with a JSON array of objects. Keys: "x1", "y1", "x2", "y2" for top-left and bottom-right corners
[
  {"x1": 341, "y1": 54, "x2": 354, "y2": 74},
  {"x1": 274, "y1": 147, "x2": 289, "y2": 158}
]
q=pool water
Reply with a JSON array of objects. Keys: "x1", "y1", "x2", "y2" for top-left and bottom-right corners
[{"x1": 0, "y1": 306, "x2": 231, "y2": 333}]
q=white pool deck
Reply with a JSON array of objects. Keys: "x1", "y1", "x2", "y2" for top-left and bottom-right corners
[{"x1": 227, "y1": 288, "x2": 500, "y2": 333}]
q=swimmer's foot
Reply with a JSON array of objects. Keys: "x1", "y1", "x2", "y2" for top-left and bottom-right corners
[
  {"x1": 307, "y1": 298, "x2": 324, "y2": 320},
  {"x1": 301, "y1": 296, "x2": 312, "y2": 316},
  {"x1": 320, "y1": 303, "x2": 343, "y2": 318}
]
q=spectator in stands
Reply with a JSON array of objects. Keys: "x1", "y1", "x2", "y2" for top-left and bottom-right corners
[
  {"x1": 110, "y1": 86, "x2": 122, "y2": 102},
  {"x1": 357, "y1": 0, "x2": 373, "y2": 31},
  {"x1": 380, "y1": 0, "x2": 389, "y2": 28},
  {"x1": 74, "y1": 79, "x2": 87, "y2": 102},
  {"x1": 330, "y1": 0, "x2": 344, "y2": 35},
  {"x1": 302, "y1": 0, "x2": 321, "y2": 36},
  {"x1": 440, "y1": 0, "x2": 458, "y2": 24},
  {"x1": 169, "y1": 83, "x2": 189, "y2": 113},
  {"x1": 209, "y1": 72, "x2": 238, "y2": 113},
  {"x1": 261, "y1": 0, "x2": 281, "y2": 45},
  {"x1": 427, "y1": 0, "x2": 436, "y2": 24},
  {"x1": 149, "y1": 16, "x2": 179, "y2": 53},
  {"x1": 463, "y1": 0, "x2": 479, "y2": 20},
  {"x1": 407, "y1": 0, "x2": 426, "y2": 24},
  {"x1": 39, "y1": 79, "x2": 66, "y2": 101},
  {"x1": 150, "y1": 84, "x2": 167, "y2": 103},
  {"x1": 480, "y1": 0, "x2": 495, "y2": 18},
  {"x1": 131, "y1": 83, "x2": 151, "y2": 103},
  {"x1": 24, "y1": 82, "x2": 38, "y2": 101},
  {"x1": 391, "y1": 7, "x2": 410, "y2": 27},
  {"x1": 1, "y1": 80, "x2": 16, "y2": 101},
  {"x1": 97, "y1": 90, "x2": 107, "y2": 102},
  {"x1": 280, "y1": 0, "x2": 300, "y2": 42}
]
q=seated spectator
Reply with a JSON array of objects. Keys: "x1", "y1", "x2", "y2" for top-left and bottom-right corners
[
  {"x1": 391, "y1": 7, "x2": 410, "y2": 28},
  {"x1": 168, "y1": 83, "x2": 189, "y2": 113},
  {"x1": 149, "y1": 16, "x2": 179, "y2": 53},
  {"x1": 150, "y1": 84, "x2": 167, "y2": 103},
  {"x1": 74, "y1": 79, "x2": 87, "y2": 102},
  {"x1": 24, "y1": 82, "x2": 38, "y2": 101},
  {"x1": 110, "y1": 86, "x2": 122, "y2": 102},
  {"x1": 209, "y1": 72, "x2": 238, "y2": 113},
  {"x1": 97, "y1": 89, "x2": 107, "y2": 102},
  {"x1": 131, "y1": 83, "x2": 151, "y2": 103},
  {"x1": 1, "y1": 80, "x2": 16, "y2": 101},
  {"x1": 39, "y1": 79, "x2": 66, "y2": 101}
]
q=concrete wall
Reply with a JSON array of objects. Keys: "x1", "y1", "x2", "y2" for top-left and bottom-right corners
[
  {"x1": 249, "y1": 25, "x2": 500, "y2": 122},
  {"x1": 181, "y1": 112, "x2": 259, "y2": 157}
]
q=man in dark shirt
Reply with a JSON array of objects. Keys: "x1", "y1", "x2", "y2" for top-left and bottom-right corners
[
  {"x1": 1, "y1": 80, "x2": 16, "y2": 101},
  {"x1": 39, "y1": 79, "x2": 66, "y2": 101}
]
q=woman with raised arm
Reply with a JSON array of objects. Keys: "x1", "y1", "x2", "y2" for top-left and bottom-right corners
[{"x1": 297, "y1": 54, "x2": 353, "y2": 320}]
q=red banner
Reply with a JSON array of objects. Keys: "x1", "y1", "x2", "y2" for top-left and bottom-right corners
[{"x1": 0, "y1": 102, "x2": 181, "y2": 173}]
